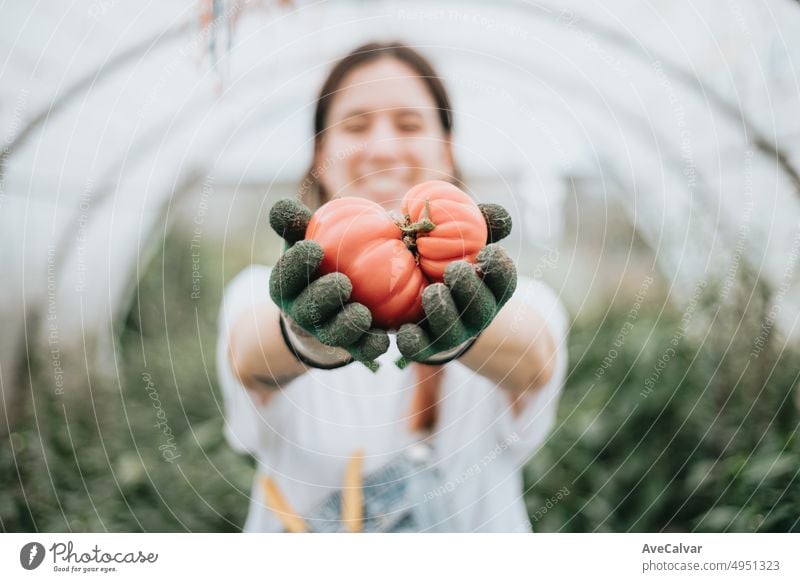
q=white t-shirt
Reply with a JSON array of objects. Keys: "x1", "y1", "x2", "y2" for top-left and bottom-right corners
[{"x1": 216, "y1": 265, "x2": 569, "y2": 532}]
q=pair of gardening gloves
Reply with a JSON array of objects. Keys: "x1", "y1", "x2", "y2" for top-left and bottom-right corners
[{"x1": 268, "y1": 197, "x2": 517, "y2": 369}]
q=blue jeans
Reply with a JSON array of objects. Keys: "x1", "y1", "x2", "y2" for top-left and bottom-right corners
[{"x1": 305, "y1": 443, "x2": 451, "y2": 533}]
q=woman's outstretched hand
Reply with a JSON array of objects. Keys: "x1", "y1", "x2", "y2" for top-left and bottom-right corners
[
  {"x1": 396, "y1": 203, "x2": 518, "y2": 365},
  {"x1": 269, "y1": 198, "x2": 390, "y2": 369}
]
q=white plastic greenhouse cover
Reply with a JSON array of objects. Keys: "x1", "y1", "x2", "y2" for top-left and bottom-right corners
[{"x1": 2, "y1": 0, "x2": 800, "y2": 402}]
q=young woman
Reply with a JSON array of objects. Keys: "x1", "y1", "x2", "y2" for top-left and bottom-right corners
[{"x1": 217, "y1": 42, "x2": 568, "y2": 532}]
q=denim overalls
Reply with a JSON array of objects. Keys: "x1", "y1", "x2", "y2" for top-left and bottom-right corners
[{"x1": 267, "y1": 442, "x2": 452, "y2": 533}]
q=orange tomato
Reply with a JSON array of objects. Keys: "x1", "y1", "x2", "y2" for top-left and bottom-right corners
[
  {"x1": 402, "y1": 180, "x2": 487, "y2": 282},
  {"x1": 305, "y1": 181, "x2": 487, "y2": 330}
]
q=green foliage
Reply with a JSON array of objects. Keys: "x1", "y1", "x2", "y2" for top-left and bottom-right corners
[
  {"x1": 524, "y1": 277, "x2": 800, "y2": 532},
  {"x1": 2, "y1": 227, "x2": 798, "y2": 532},
  {"x1": 1, "y1": 226, "x2": 272, "y2": 532}
]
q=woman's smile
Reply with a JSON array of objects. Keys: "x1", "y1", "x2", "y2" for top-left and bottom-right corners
[{"x1": 315, "y1": 57, "x2": 455, "y2": 210}]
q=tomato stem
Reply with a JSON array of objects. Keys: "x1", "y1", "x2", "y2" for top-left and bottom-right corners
[
  {"x1": 398, "y1": 198, "x2": 436, "y2": 256},
  {"x1": 398, "y1": 198, "x2": 436, "y2": 235}
]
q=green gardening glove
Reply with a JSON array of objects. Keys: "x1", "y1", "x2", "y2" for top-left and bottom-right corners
[
  {"x1": 268, "y1": 198, "x2": 390, "y2": 371},
  {"x1": 395, "y1": 203, "x2": 517, "y2": 366}
]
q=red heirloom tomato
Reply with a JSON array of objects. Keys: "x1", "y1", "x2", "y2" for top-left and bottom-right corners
[
  {"x1": 305, "y1": 180, "x2": 487, "y2": 330},
  {"x1": 306, "y1": 197, "x2": 426, "y2": 330},
  {"x1": 402, "y1": 180, "x2": 487, "y2": 282}
]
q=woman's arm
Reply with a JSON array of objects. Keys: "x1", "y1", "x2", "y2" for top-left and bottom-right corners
[
  {"x1": 458, "y1": 296, "x2": 557, "y2": 413},
  {"x1": 226, "y1": 300, "x2": 307, "y2": 406}
]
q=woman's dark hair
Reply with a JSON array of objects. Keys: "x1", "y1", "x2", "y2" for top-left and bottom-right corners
[{"x1": 300, "y1": 42, "x2": 459, "y2": 208}]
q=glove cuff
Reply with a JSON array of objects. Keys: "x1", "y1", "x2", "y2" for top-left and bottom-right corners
[
  {"x1": 418, "y1": 334, "x2": 481, "y2": 365},
  {"x1": 279, "y1": 313, "x2": 354, "y2": 370}
]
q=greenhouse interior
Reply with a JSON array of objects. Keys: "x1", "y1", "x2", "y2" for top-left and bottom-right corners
[{"x1": 1, "y1": 0, "x2": 799, "y2": 532}]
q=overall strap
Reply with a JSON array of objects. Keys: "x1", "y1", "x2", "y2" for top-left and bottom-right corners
[{"x1": 408, "y1": 363, "x2": 445, "y2": 432}]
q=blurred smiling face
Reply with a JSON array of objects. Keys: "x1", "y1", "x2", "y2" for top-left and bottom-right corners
[{"x1": 315, "y1": 57, "x2": 455, "y2": 212}]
